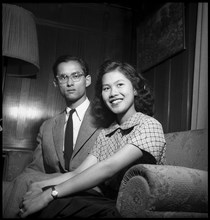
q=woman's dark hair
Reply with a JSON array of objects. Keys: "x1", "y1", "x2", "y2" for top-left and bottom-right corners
[
  {"x1": 91, "y1": 60, "x2": 154, "y2": 128},
  {"x1": 52, "y1": 55, "x2": 89, "y2": 78}
]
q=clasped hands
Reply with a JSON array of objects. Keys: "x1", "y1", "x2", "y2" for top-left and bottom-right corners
[{"x1": 19, "y1": 182, "x2": 52, "y2": 218}]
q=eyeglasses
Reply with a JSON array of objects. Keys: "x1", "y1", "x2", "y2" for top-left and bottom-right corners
[{"x1": 56, "y1": 72, "x2": 85, "y2": 84}]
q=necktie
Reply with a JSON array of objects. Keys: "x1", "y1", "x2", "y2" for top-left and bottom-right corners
[{"x1": 64, "y1": 109, "x2": 75, "y2": 170}]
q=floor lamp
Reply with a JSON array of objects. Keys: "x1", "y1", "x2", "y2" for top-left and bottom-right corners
[{"x1": 2, "y1": 3, "x2": 40, "y2": 92}]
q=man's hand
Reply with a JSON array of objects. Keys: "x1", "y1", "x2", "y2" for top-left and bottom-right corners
[{"x1": 19, "y1": 188, "x2": 53, "y2": 218}]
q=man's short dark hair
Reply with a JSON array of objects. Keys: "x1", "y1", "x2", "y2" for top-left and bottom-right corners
[{"x1": 52, "y1": 55, "x2": 89, "y2": 78}]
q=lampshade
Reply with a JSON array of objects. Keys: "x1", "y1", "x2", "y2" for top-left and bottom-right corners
[{"x1": 2, "y1": 4, "x2": 40, "y2": 77}]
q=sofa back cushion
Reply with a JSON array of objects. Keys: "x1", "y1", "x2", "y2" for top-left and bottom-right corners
[{"x1": 164, "y1": 129, "x2": 208, "y2": 170}]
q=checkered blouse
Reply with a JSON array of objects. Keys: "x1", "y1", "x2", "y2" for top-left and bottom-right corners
[{"x1": 90, "y1": 112, "x2": 166, "y2": 165}]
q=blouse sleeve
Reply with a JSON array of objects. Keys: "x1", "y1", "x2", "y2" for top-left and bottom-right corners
[
  {"x1": 127, "y1": 118, "x2": 166, "y2": 164},
  {"x1": 89, "y1": 131, "x2": 104, "y2": 160}
]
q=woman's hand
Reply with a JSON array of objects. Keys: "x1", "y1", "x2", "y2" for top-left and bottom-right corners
[
  {"x1": 27, "y1": 181, "x2": 43, "y2": 198},
  {"x1": 19, "y1": 188, "x2": 53, "y2": 218},
  {"x1": 19, "y1": 181, "x2": 44, "y2": 214},
  {"x1": 28, "y1": 181, "x2": 42, "y2": 191}
]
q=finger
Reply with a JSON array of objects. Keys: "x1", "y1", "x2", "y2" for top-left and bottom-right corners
[
  {"x1": 19, "y1": 201, "x2": 23, "y2": 209},
  {"x1": 19, "y1": 208, "x2": 24, "y2": 214},
  {"x1": 25, "y1": 191, "x2": 32, "y2": 196},
  {"x1": 19, "y1": 197, "x2": 26, "y2": 209},
  {"x1": 23, "y1": 192, "x2": 33, "y2": 200},
  {"x1": 20, "y1": 210, "x2": 28, "y2": 218},
  {"x1": 23, "y1": 193, "x2": 38, "y2": 201},
  {"x1": 21, "y1": 212, "x2": 28, "y2": 218},
  {"x1": 18, "y1": 208, "x2": 25, "y2": 218}
]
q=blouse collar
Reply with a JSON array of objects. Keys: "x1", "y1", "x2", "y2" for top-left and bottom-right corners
[{"x1": 105, "y1": 112, "x2": 143, "y2": 136}]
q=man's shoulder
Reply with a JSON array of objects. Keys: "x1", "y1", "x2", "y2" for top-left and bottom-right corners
[{"x1": 41, "y1": 111, "x2": 65, "y2": 125}]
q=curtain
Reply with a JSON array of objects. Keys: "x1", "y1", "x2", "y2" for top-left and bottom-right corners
[{"x1": 191, "y1": 3, "x2": 208, "y2": 129}]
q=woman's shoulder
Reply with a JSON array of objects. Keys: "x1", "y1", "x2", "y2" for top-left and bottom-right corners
[{"x1": 135, "y1": 112, "x2": 162, "y2": 127}]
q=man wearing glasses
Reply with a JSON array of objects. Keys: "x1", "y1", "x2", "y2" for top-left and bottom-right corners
[{"x1": 3, "y1": 55, "x2": 101, "y2": 218}]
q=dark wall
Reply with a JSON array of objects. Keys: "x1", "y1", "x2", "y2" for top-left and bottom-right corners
[
  {"x1": 137, "y1": 3, "x2": 198, "y2": 133},
  {"x1": 2, "y1": 2, "x2": 198, "y2": 152},
  {"x1": 3, "y1": 3, "x2": 136, "y2": 150}
]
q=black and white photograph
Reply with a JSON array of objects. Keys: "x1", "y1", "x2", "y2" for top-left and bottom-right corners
[{"x1": 2, "y1": 2, "x2": 208, "y2": 218}]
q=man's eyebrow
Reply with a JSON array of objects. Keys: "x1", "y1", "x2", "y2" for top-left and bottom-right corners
[{"x1": 60, "y1": 71, "x2": 80, "y2": 75}]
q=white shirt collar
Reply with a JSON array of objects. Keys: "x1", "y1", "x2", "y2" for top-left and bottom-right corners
[{"x1": 66, "y1": 98, "x2": 90, "y2": 121}]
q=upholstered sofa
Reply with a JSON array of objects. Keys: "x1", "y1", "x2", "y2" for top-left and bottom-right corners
[
  {"x1": 3, "y1": 129, "x2": 208, "y2": 218},
  {"x1": 117, "y1": 129, "x2": 208, "y2": 218}
]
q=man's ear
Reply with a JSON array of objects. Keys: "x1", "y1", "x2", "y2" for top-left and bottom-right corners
[
  {"x1": 134, "y1": 89, "x2": 138, "y2": 96},
  {"x1": 85, "y1": 75, "x2": 91, "y2": 87}
]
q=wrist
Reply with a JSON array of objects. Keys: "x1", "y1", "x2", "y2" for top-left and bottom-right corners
[
  {"x1": 50, "y1": 186, "x2": 59, "y2": 200},
  {"x1": 44, "y1": 188, "x2": 55, "y2": 203},
  {"x1": 39, "y1": 180, "x2": 49, "y2": 188},
  {"x1": 30, "y1": 181, "x2": 43, "y2": 190},
  {"x1": 35, "y1": 180, "x2": 52, "y2": 190}
]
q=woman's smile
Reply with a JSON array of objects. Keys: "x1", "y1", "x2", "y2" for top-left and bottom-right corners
[
  {"x1": 102, "y1": 70, "x2": 136, "y2": 124},
  {"x1": 109, "y1": 97, "x2": 123, "y2": 105}
]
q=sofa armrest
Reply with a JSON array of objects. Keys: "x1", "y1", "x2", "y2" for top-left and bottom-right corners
[{"x1": 116, "y1": 164, "x2": 208, "y2": 218}]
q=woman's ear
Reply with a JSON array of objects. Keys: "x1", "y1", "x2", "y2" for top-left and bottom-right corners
[
  {"x1": 134, "y1": 89, "x2": 137, "y2": 96},
  {"x1": 85, "y1": 75, "x2": 91, "y2": 87}
]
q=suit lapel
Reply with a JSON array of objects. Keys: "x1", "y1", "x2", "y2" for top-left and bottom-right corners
[
  {"x1": 52, "y1": 112, "x2": 66, "y2": 170},
  {"x1": 72, "y1": 106, "x2": 97, "y2": 158}
]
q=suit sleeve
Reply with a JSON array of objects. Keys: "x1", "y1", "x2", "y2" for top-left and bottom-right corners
[{"x1": 24, "y1": 122, "x2": 46, "y2": 173}]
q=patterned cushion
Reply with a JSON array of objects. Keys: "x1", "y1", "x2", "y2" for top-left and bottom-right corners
[{"x1": 117, "y1": 164, "x2": 208, "y2": 217}]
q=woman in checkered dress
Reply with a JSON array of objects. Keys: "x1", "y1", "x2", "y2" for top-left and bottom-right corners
[{"x1": 19, "y1": 60, "x2": 166, "y2": 218}]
